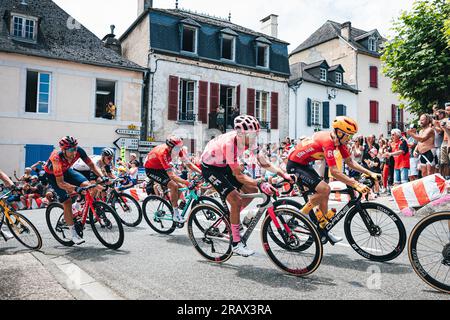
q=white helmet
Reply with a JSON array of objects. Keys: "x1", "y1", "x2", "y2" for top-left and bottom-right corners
[{"x1": 234, "y1": 115, "x2": 261, "y2": 134}]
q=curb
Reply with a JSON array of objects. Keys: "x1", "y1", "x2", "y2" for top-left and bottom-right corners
[{"x1": 32, "y1": 251, "x2": 124, "y2": 300}]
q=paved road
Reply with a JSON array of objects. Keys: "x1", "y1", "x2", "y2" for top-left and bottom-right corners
[{"x1": 1, "y1": 195, "x2": 449, "y2": 300}]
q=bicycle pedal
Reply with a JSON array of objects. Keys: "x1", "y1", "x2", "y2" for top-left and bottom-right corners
[{"x1": 176, "y1": 222, "x2": 184, "y2": 228}]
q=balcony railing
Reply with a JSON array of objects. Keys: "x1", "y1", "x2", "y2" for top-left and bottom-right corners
[
  {"x1": 387, "y1": 121, "x2": 405, "y2": 135},
  {"x1": 178, "y1": 112, "x2": 196, "y2": 123}
]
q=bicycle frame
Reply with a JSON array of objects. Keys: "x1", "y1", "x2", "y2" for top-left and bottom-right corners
[
  {"x1": 0, "y1": 193, "x2": 20, "y2": 227},
  {"x1": 75, "y1": 190, "x2": 101, "y2": 225}
]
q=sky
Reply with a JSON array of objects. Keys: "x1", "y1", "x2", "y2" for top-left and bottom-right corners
[{"x1": 53, "y1": 0, "x2": 416, "y2": 52}]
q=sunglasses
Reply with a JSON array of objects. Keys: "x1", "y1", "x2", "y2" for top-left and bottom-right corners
[{"x1": 66, "y1": 147, "x2": 77, "y2": 152}]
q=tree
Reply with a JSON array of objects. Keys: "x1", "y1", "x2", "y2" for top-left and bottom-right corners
[{"x1": 382, "y1": 0, "x2": 450, "y2": 116}]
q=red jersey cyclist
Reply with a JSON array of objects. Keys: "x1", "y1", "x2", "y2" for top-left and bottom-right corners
[
  {"x1": 287, "y1": 116, "x2": 381, "y2": 243},
  {"x1": 201, "y1": 115, "x2": 293, "y2": 257},
  {"x1": 44, "y1": 136, "x2": 108, "y2": 245},
  {"x1": 144, "y1": 136, "x2": 202, "y2": 223}
]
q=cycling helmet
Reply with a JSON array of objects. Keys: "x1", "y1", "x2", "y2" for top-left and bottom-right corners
[
  {"x1": 166, "y1": 135, "x2": 183, "y2": 148},
  {"x1": 117, "y1": 166, "x2": 127, "y2": 173},
  {"x1": 332, "y1": 116, "x2": 358, "y2": 135},
  {"x1": 234, "y1": 115, "x2": 261, "y2": 134},
  {"x1": 59, "y1": 136, "x2": 78, "y2": 150},
  {"x1": 101, "y1": 148, "x2": 115, "y2": 157}
]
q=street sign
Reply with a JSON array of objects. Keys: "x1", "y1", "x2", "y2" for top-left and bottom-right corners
[
  {"x1": 138, "y1": 146, "x2": 152, "y2": 153},
  {"x1": 113, "y1": 137, "x2": 139, "y2": 150},
  {"x1": 116, "y1": 129, "x2": 140, "y2": 136},
  {"x1": 139, "y1": 141, "x2": 155, "y2": 147}
]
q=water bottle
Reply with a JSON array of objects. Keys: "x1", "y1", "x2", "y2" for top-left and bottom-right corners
[{"x1": 242, "y1": 209, "x2": 258, "y2": 228}]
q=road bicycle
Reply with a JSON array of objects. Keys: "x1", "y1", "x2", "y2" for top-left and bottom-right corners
[
  {"x1": 187, "y1": 181, "x2": 323, "y2": 276},
  {"x1": 142, "y1": 178, "x2": 223, "y2": 234},
  {"x1": 272, "y1": 176, "x2": 407, "y2": 262},
  {"x1": 45, "y1": 182, "x2": 124, "y2": 250},
  {"x1": 408, "y1": 210, "x2": 450, "y2": 294},
  {"x1": 0, "y1": 190, "x2": 42, "y2": 250}
]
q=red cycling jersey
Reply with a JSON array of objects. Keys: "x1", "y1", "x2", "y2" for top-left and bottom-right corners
[
  {"x1": 44, "y1": 147, "x2": 92, "y2": 178},
  {"x1": 144, "y1": 144, "x2": 187, "y2": 170},
  {"x1": 288, "y1": 131, "x2": 351, "y2": 167}
]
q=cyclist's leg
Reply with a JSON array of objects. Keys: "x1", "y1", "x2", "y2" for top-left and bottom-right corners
[{"x1": 63, "y1": 169, "x2": 90, "y2": 224}]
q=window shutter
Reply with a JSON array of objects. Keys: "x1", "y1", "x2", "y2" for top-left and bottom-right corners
[
  {"x1": 376, "y1": 101, "x2": 379, "y2": 123},
  {"x1": 270, "y1": 92, "x2": 278, "y2": 129},
  {"x1": 209, "y1": 83, "x2": 219, "y2": 114},
  {"x1": 400, "y1": 107, "x2": 404, "y2": 123},
  {"x1": 370, "y1": 66, "x2": 378, "y2": 88},
  {"x1": 247, "y1": 88, "x2": 255, "y2": 116},
  {"x1": 370, "y1": 101, "x2": 379, "y2": 123},
  {"x1": 307, "y1": 98, "x2": 312, "y2": 127},
  {"x1": 236, "y1": 85, "x2": 241, "y2": 111},
  {"x1": 391, "y1": 104, "x2": 397, "y2": 123},
  {"x1": 168, "y1": 76, "x2": 179, "y2": 121},
  {"x1": 198, "y1": 81, "x2": 208, "y2": 124},
  {"x1": 343, "y1": 105, "x2": 347, "y2": 116},
  {"x1": 336, "y1": 104, "x2": 346, "y2": 116},
  {"x1": 322, "y1": 101, "x2": 330, "y2": 128}
]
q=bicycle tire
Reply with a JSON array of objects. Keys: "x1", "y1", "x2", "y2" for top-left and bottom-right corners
[
  {"x1": 142, "y1": 195, "x2": 176, "y2": 234},
  {"x1": 191, "y1": 196, "x2": 226, "y2": 231},
  {"x1": 261, "y1": 208, "x2": 323, "y2": 276},
  {"x1": 187, "y1": 204, "x2": 233, "y2": 263},
  {"x1": 408, "y1": 211, "x2": 450, "y2": 294},
  {"x1": 6, "y1": 212, "x2": 42, "y2": 250},
  {"x1": 89, "y1": 201, "x2": 124, "y2": 250},
  {"x1": 111, "y1": 193, "x2": 143, "y2": 227},
  {"x1": 344, "y1": 202, "x2": 406, "y2": 262},
  {"x1": 45, "y1": 202, "x2": 74, "y2": 247}
]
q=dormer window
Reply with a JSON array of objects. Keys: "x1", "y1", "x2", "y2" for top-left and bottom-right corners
[
  {"x1": 320, "y1": 68, "x2": 327, "y2": 81},
  {"x1": 181, "y1": 25, "x2": 197, "y2": 53},
  {"x1": 336, "y1": 72, "x2": 342, "y2": 85},
  {"x1": 255, "y1": 37, "x2": 271, "y2": 68},
  {"x1": 221, "y1": 34, "x2": 236, "y2": 61},
  {"x1": 368, "y1": 36, "x2": 377, "y2": 52},
  {"x1": 11, "y1": 14, "x2": 38, "y2": 42}
]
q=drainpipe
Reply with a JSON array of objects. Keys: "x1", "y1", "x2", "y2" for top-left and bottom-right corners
[
  {"x1": 148, "y1": 51, "x2": 160, "y2": 140},
  {"x1": 140, "y1": 70, "x2": 150, "y2": 143},
  {"x1": 289, "y1": 80, "x2": 302, "y2": 139}
]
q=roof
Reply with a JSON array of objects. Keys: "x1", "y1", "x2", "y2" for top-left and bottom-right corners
[
  {"x1": 289, "y1": 61, "x2": 358, "y2": 94},
  {"x1": 289, "y1": 20, "x2": 386, "y2": 57},
  {"x1": 120, "y1": 7, "x2": 289, "y2": 45},
  {"x1": 0, "y1": 0, "x2": 146, "y2": 72}
]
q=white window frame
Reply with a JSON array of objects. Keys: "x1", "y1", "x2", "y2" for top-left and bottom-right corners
[
  {"x1": 255, "y1": 91, "x2": 270, "y2": 125},
  {"x1": 94, "y1": 79, "x2": 118, "y2": 120},
  {"x1": 221, "y1": 34, "x2": 236, "y2": 61},
  {"x1": 178, "y1": 79, "x2": 196, "y2": 122},
  {"x1": 11, "y1": 14, "x2": 37, "y2": 41},
  {"x1": 181, "y1": 25, "x2": 198, "y2": 54},
  {"x1": 368, "y1": 36, "x2": 377, "y2": 52},
  {"x1": 320, "y1": 68, "x2": 327, "y2": 82},
  {"x1": 25, "y1": 70, "x2": 51, "y2": 114},
  {"x1": 336, "y1": 72, "x2": 342, "y2": 85},
  {"x1": 311, "y1": 100, "x2": 321, "y2": 126},
  {"x1": 256, "y1": 44, "x2": 270, "y2": 68}
]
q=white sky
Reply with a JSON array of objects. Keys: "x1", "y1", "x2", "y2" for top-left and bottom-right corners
[{"x1": 53, "y1": 0, "x2": 416, "y2": 52}]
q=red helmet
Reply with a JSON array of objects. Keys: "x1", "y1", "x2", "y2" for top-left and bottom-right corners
[
  {"x1": 165, "y1": 135, "x2": 183, "y2": 148},
  {"x1": 59, "y1": 136, "x2": 78, "y2": 150},
  {"x1": 234, "y1": 115, "x2": 261, "y2": 134}
]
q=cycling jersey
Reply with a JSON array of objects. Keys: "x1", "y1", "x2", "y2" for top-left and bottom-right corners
[
  {"x1": 144, "y1": 144, "x2": 187, "y2": 171},
  {"x1": 72, "y1": 155, "x2": 112, "y2": 175},
  {"x1": 288, "y1": 131, "x2": 351, "y2": 167},
  {"x1": 44, "y1": 147, "x2": 92, "y2": 178}
]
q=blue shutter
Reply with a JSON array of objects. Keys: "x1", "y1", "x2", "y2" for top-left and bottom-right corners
[
  {"x1": 25, "y1": 144, "x2": 54, "y2": 168},
  {"x1": 307, "y1": 98, "x2": 312, "y2": 127},
  {"x1": 336, "y1": 104, "x2": 347, "y2": 116},
  {"x1": 322, "y1": 101, "x2": 330, "y2": 128},
  {"x1": 93, "y1": 147, "x2": 104, "y2": 156}
]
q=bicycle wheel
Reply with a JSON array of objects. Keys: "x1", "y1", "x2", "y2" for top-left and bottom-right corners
[
  {"x1": 187, "y1": 204, "x2": 233, "y2": 263},
  {"x1": 191, "y1": 196, "x2": 226, "y2": 231},
  {"x1": 408, "y1": 211, "x2": 450, "y2": 294},
  {"x1": 89, "y1": 201, "x2": 124, "y2": 250},
  {"x1": 111, "y1": 193, "x2": 143, "y2": 227},
  {"x1": 6, "y1": 212, "x2": 42, "y2": 250},
  {"x1": 45, "y1": 202, "x2": 74, "y2": 247},
  {"x1": 344, "y1": 202, "x2": 406, "y2": 262},
  {"x1": 142, "y1": 195, "x2": 176, "y2": 234},
  {"x1": 261, "y1": 208, "x2": 322, "y2": 276}
]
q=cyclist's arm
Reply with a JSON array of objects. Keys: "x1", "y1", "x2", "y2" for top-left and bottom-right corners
[
  {"x1": 55, "y1": 175, "x2": 76, "y2": 194},
  {"x1": 256, "y1": 153, "x2": 286, "y2": 178},
  {"x1": 0, "y1": 169, "x2": 14, "y2": 188},
  {"x1": 231, "y1": 165, "x2": 258, "y2": 187},
  {"x1": 167, "y1": 169, "x2": 189, "y2": 186},
  {"x1": 328, "y1": 165, "x2": 357, "y2": 186}
]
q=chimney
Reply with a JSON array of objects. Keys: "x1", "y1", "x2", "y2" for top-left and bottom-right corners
[
  {"x1": 102, "y1": 25, "x2": 122, "y2": 55},
  {"x1": 137, "y1": 0, "x2": 153, "y2": 16},
  {"x1": 260, "y1": 14, "x2": 278, "y2": 38},
  {"x1": 341, "y1": 21, "x2": 351, "y2": 40},
  {"x1": 20, "y1": 0, "x2": 28, "y2": 5}
]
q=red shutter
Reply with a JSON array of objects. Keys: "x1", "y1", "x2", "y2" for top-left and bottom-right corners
[
  {"x1": 209, "y1": 83, "x2": 219, "y2": 114},
  {"x1": 168, "y1": 76, "x2": 179, "y2": 121},
  {"x1": 391, "y1": 104, "x2": 397, "y2": 123},
  {"x1": 370, "y1": 100, "x2": 379, "y2": 123},
  {"x1": 376, "y1": 101, "x2": 379, "y2": 123},
  {"x1": 271, "y1": 92, "x2": 278, "y2": 129},
  {"x1": 400, "y1": 108, "x2": 404, "y2": 123},
  {"x1": 247, "y1": 88, "x2": 255, "y2": 116},
  {"x1": 236, "y1": 85, "x2": 241, "y2": 111},
  {"x1": 198, "y1": 81, "x2": 208, "y2": 123},
  {"x1": 370, "y1": 66, "x2": 378, "y2": 88}
]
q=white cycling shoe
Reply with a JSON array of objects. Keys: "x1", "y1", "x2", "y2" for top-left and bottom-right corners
[
  {"x1": 1, "y1": 227, "x2": 14, "y2": 240},
  {"x1": 71, "y1": 229, "x2": 85, "y2": 245},
  {"x1": 232, "y1": 242, "x2": 255, "y2": 257},
  {"x1": 172, "y1": 215, "x2": 186, "y2": 224}
]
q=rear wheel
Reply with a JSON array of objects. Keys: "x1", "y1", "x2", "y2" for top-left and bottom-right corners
[
  {"x1": 45, "y1": 202, "x2": 74, "y2": 247},
  {"x1": 111, "y1": 193, "x2": 142, "y2": 227},
  {"x1": 89, "y1": 201, "x2": 124, "y2": 250}
]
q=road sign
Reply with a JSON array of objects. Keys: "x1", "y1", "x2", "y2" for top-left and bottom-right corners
[
  {"x1": 139, "y1": 141, "x2": 156, "y2": 147},
  {"x1": 116, "y1": 129, "x2": 140, "y2": 136},
  {"x1": 138, "y1": 146, "x2": 152, "y2": 153},
  {"x1": 113, "y1": 138, "x2": 139, "y2": 150}
]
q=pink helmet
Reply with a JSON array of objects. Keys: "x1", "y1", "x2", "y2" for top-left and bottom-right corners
[{"x1": 234, "y1": 115, "x2": 261, "y2": 134}]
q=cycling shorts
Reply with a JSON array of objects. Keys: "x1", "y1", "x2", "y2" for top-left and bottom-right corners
[
  {"x1": 286, "y1": 160, "x2": 322, "y2": 191},
  {"x1": 45, "y1": 168, "x2": 87, "y2": 203},
  {"x1": 201, "y1": 163, "x2": 243, "y2": 199},
  {"x1": 145, "y1": 168, "x2": 170, "y2": 187}
]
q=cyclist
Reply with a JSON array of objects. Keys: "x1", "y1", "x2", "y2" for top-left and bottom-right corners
[
  {"x1": 144, "y1": 136, "x2": 202, "y2": 223},
  {"x1": 72, "y1": 148, "x2": 116, "y2": 182},
  {"x1": 287, "y1": 116, "x2": 381, "y2": 243},
  {"x1": 43, "y1": 136, "x2": 107, "y2": 245},
  {"x1": 201, "y1": 115, "x2": 293, "y2": 257},
  {"x1": 0, "y1": 169, "x2": 16, "y2": 240}
]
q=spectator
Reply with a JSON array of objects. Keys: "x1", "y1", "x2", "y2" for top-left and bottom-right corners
[
  {"x1": 216, "y1": 106, "x2": 225, "y2": 132},
  {"x1": 31, "y1": 160, "x2": 48, "y2": 185},
  {"x1": 407, "y1": 114, "x2": 435, "y2": 177},
  {"x1": 407, "y1": 126, "x2": 419, "y2": 181},
  {"x1": 385, "y1": 129, "x2": 410, "y2": 187},
  {"x1": 433, "y1": 109, "x2": 446, "y2": 170},
  {"x1": 103, "y1": 101, "x2": 116, "y2": 120},
  {"x1": 436, "y1": 104, "x2": 450, "y2": 178},
  {"x1": 364, "y1": 148, "x2": 381, "y2": 195},
  {"x1": 14, "y1": 167, "x2": 32, "y2": 184}
]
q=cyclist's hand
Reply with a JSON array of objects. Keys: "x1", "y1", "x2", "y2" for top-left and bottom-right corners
[
  {"x1": 281, "y1": 172, "x2": 295, "y2": 184},
  {"x1": 353, "y1": 182, "x2": 371, "y2": 194},
  {"x1": 367, "y1": 172, "x2": 381, "y2": 182},
  {"x1": 100, "y1": 176, "x2": 109, "y2": 184},
  {"x1": 75, "y1": 186, "x2": 85, "y2": 194},
  {"x1": 259, "y1": 182, "x2": 277, "y2": 196}
]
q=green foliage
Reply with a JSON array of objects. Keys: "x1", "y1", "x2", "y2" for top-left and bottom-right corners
[{"x1": 382, "y1": 0, "x2": 450, "y2": 117}]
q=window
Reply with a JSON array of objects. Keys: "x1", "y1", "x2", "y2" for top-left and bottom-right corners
[
  {"x1": 336, "y1": 72, "x2": 342, "y2": 85},
  {"x1": 255, "y1": 91, "x2": 270, "y2": 127},
  {"x1": 221, "y1": 35, "x2": 235, "y2": 61},
  {"x1": 370, "y1": 100, "x2": 379, "y2": 123},
  {"x1": 336, "y1": 104, "x2": 347, "y2": 116},
  {"x1": 256, "y1": 44, "x2": 269, "y2": 68},
  {"x1": 320, "y1": 69, "x2": 327, "y2": 81},
  {"x1": 182, "y1": 26, "x2": 197, "y2": 53},
  {"x1": 370, "y1": 66, "x2": 378, "y2": 88},
  {"x1": 11, "y1": 15, "x2": 37, "y2": 41},
  {"x1": 368, "y1": 37, "x2": 377, "y2": 52},
  {"x1": 311, "y1": 101, "x2": 321, "y2": 126},
  {"x1": 95, "y1": 80, "x2": 116, "y2": 119},
  {"x1": 25, "y1": 71, "x2": 50, "y2": 114},
  {"x1": 179, "y1": 79, "x2": 196, "y2": 122}
]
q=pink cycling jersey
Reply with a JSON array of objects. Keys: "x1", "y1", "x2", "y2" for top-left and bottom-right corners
[{"x1": 201, "y1": 131, "x2": 257, "y2": 169}]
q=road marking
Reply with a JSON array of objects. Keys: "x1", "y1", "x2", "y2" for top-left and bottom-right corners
[{"x1": 335, "y1": 242, "x2": 383, "y2": 253}]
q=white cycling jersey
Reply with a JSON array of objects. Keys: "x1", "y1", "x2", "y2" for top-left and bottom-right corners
[{"x1": 72, "y1": 155, "x2": 111, "y2": 175}]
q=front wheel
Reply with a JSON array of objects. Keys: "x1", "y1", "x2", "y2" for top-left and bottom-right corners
[
  {"x1": 344, "y1": 202, "x2": 406, "y2": 262},
  {"x1": 111, "y1": 193, "x2": 143, "y2": 227},
  {"x1": 6, "y1": 212, "x2": 42, "y2": 250},
  {"x1": 408, "y1": 211, "x2": 450, "y2": 294},
  {"x1": 142, "y1": 195, "x2": 176, "y2": 234},
  {"x1": 89, "y1": 201, "x2": 124, "y2": 250}
]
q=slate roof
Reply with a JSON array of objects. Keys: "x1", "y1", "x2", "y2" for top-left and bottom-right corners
[
  {"x1": 289, "y1": 20, "x2": 386, "y2": 58},
  {"x1": 0, "y1": 0, "x2": 146, "y2": 72},
  {"x1": 289, "y1": 61, "x2": 359, "y2": 94}
]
